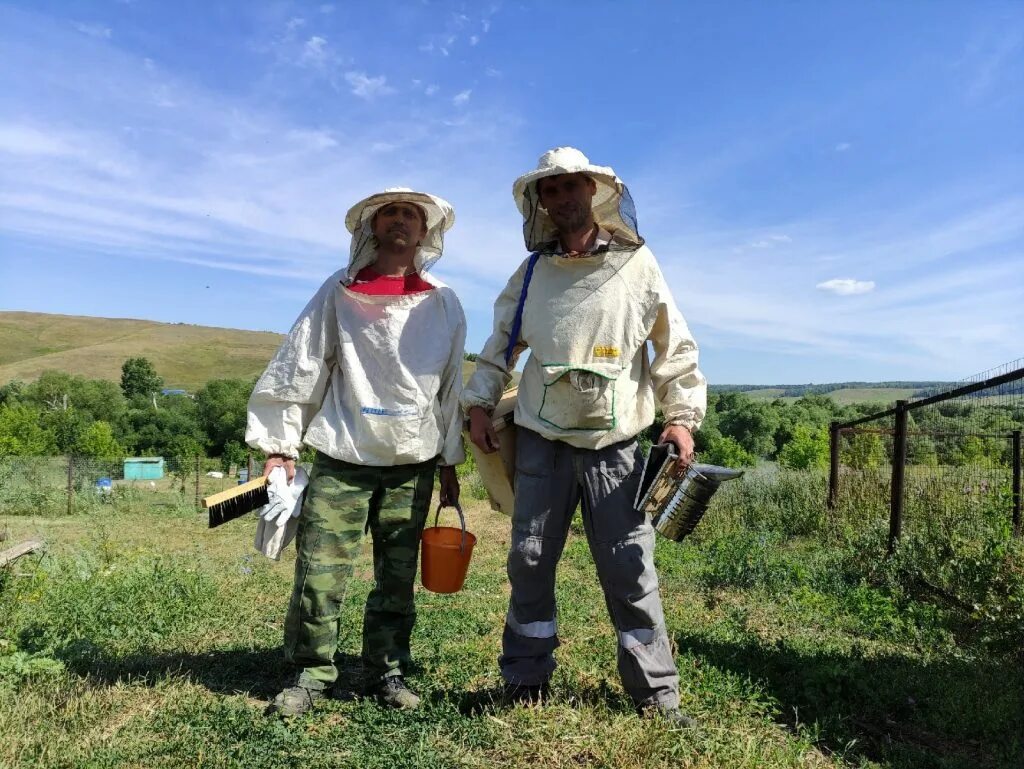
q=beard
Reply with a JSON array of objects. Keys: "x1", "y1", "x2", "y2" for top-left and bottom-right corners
[{"x1": 549, "y1": 203, "x2": 592, "y2": 235}]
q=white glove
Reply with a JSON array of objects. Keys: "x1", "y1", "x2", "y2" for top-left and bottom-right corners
[{"x1": 259, "y1": 466, "x2": 309, "y2": 528}]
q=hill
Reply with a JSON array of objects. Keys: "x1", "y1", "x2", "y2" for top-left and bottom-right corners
[
  {"x1": 0, "y1": 312, "x2": 480, "y2": 390},
  {"x1": 0, "y1": 312, "x2": 285, "y2": 391},
  {"x1": 1, "y1": 312, "x2": 941, "y2": 402}
]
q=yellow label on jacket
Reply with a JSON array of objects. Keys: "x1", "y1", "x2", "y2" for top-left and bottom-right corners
[{"x1": 593, "y1": 345, "x2": 620, "y2": 358}]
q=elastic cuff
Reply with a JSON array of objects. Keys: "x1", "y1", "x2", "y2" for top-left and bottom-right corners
[{"x1": 665, "y1": 419, "x2": 698, "y2": 431}]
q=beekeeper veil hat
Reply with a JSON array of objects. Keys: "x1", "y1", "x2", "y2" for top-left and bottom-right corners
[
  {"x1": 344, "y1": 188, "x2": 455, "y2": 283},
  {"x1": 512, "y1": 147, "x2": 642, "y2": 253}
]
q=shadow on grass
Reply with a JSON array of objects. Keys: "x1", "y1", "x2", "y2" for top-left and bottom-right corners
[
  {"x1": 676, "y1": 631, "x2": 1024, "y2": 769},
  {"x1": 431, "y1": 678, "x2": 635, "y2": 717},
  {"x1": 53, "y1": 642, "x2": 366, "y2": 701}
]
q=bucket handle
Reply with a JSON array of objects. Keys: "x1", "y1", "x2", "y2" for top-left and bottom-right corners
[{"x1": 432, "y1": 502, "x2": 468, "y2": 552}]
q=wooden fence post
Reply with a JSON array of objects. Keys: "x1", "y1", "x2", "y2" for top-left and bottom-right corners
[
  {"x1": 195, "y1": 453, "x2": 202, "y2": 510},
  {"x1": 1012, "y1": 429, "x2": 1021, "y2": 538},
  {"x1": 888, "y1": 400, "x2": 909, "y2": 554},
  {"x1": 828, "y1": 422, "x2": 840, "y2": 510},
  {"x1": 66, "y1": 455, "x2": 74, "y2": 516}
]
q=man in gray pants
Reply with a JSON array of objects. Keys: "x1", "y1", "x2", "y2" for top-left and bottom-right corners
[{"x1": 463, "y1": 148, "x2": 706, "y2": 726}]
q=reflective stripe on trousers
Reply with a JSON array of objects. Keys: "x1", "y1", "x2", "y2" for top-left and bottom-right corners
[{"x1": 500, "y1": 428, "x2": 680, "y2": 709}]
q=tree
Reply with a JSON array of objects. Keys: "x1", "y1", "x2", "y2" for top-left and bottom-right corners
[
  {"x1": 778, "y1": 424, "x2": 829, "y2": 470},
  {"x1": 220, "y1": 440, "x2": 249, "y2": 473},
  {"x1": 125, "y1": 394, "x2": 204, "y2": 458},
  {"x1": 0, "y1": 380, "x2": 23, "y2": 408},
  {"x1": 194, "y1": 378, "x2": 251, "y2": 456},
  {"x1": 842, "y1": 432, "x2": 886, "y2": 469},
  {"x1": 700, "y1": 435, "x2": 756, "y2": 468},
  {"x1": 0, "y1": 404, "x2": 57, "y2": 457},
  {"x1": 120, "y1": 357, "x2": 164, "y2": 400},
  {"x1": 40, "y1": 406, "x2": 87, "y2": 454},
  {"x1": 717, "y1": 397, "x2": 781, "y2": 459},
  {"x1": 75, "y1": 421, "x2": 124, "y2": 460}
]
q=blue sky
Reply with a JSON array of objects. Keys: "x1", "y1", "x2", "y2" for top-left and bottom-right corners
[{"x1": 1, "y1": 1, "x2": 1021, "y2": 384}]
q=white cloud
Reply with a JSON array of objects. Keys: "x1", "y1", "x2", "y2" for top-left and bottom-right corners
[
  {"x1": 425, "y1": 84, "x2": 439, "y2": 97},
  {"x1": 816, "y1": 278, "x2": 876, "y2": 295},
  {"x1": 486, "y1": 67, "x2": 501, "y2": 77},
  {"x1": 344, "y1": 71, "x2": 393, "y2": 99},
  {"x1": 301, "y1": 36, "x2": 329, "y2": 67},
  {"x1": 319, "y1": 4, "x2": 335, "y2": 13},
  {"x1": 834, "y1": 142, "x2": 851, "y2": 152},
  {"x1": 470, "y1": 35, "x2": 479, "y2": 46},
  {"x1": 453, "y1": 89, "x2": 471, "y2": 106},
  {"x1": 286, "y1": 17, "x2": 305, "y2": 33},
  {"x1": 748, "y1": 234, "x2": 791, "y2": 248},
  {"x1": 0, "y1": 125, "x2": 72, "y2": 157},
  {"x1": 73, "y1": 22, "x2": 111, "y2": 39}
]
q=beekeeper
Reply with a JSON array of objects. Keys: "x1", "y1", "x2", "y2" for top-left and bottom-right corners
[
  {"x1": 247, "y1": 188, "x2": 466, "y2": 718},
  {"x1": 463, "y1": 148, "x2": 706, "y2": 726}
]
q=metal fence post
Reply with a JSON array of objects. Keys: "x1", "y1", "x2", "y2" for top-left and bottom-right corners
[
  {"x1": 888, "y1": 400, "x2": 909, "y2": 554},
  {"x1": 66, "y1": 455, "x2": 74, "y2": 516},
  {"x1": 1012, "y1": 429, "x2": 1021, "y2": 538},
  {"x1": 828, "y1": 421, "x2": 840, "y2": 510}
]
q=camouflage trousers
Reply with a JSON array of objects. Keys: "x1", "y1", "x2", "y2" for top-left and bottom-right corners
[{"x1": 284, "y1": 451, "x2": 436, "y2": 688}]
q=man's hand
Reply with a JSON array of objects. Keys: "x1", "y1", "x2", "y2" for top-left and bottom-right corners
[
  {"x1": 438, "y1": 465, "x2": 460, "y2": 507},
  {"x1": 263, "y1": 454, "x2": 296, "y2": 483},
  {"x1": 468, "y1": 406, "x2": 500, "y2": 454},
  {"x1": 658, "y1": 425, "x2": 695, "y2": 477}
]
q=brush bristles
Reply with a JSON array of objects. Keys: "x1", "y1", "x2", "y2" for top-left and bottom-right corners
[{"x1": 207, "y1": 484, "x2": 270, "y2": 528}]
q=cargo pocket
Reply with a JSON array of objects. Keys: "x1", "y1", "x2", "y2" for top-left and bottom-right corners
[{"x1": 538, "y1": 362, "x2": 621, "y2": 431}]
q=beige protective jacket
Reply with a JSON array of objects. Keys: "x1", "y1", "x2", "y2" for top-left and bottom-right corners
[
  {"x1": 461, "y1": 243, "x2": 705, "y2": 449},
  {"x1": 246, "y1": 268, "x2": 466, "y2": 467}
]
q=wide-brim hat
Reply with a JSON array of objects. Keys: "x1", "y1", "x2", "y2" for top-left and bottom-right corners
[
  {"x1": 343, "y1": 187, "x2": 455, "y2": 281},
  {"x1": 512, "y1": 147, "x2": 640, "y2": 252}
]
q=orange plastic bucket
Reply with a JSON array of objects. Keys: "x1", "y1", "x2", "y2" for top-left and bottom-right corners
[{"x1": 420, "y1": 503, "x2": 476, "y2": 594}]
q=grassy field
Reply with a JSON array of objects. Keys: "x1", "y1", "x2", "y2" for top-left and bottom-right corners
[
  {"x1": 2, "y1": 465, "x2": 1022, "y2": 769},
  {"x1": 741, "y1": 389, "x2": 920, "y2": 405},
  {"x1": 0, "y1": 312, "x2": 483, "y2": 390},
  {"x1": 0, "y1": 312, "x2": 284, "y2": 390}
]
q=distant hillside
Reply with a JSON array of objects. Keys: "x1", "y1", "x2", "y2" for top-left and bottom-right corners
[
  {"x1": 711, "y1": 381, "x2": 952, "y2": 404},
  {"x1": 0, "y1": 312, "x2": 285, "y2": 391},
  {"x1": 0, "y1": 311, "x2": 480, "y2": 390},
  {"x1": 0, "y1": 312, "x2": 948, "y2": 401}
]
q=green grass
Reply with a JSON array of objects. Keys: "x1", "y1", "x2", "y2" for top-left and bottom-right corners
[
  {"x1": 0, "y1": 311, "x2": 285, "y2": 390},
  {"x1": 0, "y1": 312, "x2": 487, "y2": 391},
  {"x1": 2, "y1": 468, "x2": 1022, "y2": 768},
  {"x1": 741, "y1": 388, "x2": 920, "y2": 405}
]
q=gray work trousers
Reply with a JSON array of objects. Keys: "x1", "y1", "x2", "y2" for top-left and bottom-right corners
[{"x1": 500, "y1": 427, "x2": 680, "y2": 709}]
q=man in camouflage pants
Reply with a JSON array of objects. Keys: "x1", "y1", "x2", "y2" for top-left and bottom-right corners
[{"x1": 247, "y1": 189, "x2": 466, "y2": 717}]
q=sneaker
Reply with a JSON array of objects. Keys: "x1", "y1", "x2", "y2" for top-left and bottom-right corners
[
  {"x1": 373, "y1": 675, "x2": 421, "y2": 710},
  {"x1": 501, "y1": 680, "x2": 550, "y2": 706},
  {"x1": 267, "y1": 683, "x2": 325, "y2": 718},
  {"x1": 640, "y1": 704, "x2": 699, "y2": 729}
]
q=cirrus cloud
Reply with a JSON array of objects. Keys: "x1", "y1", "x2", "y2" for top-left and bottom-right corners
[{"x1": 816, "y1": 278, "x2": 876, "y2": 295}]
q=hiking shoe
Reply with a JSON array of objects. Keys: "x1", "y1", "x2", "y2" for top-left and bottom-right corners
[
  {"x1": 373, "y1": 675, "x2": 421, "y2": 710},
  {"x1": 501, "y1": 680, "x2": 550, "y2": 706},
  {"x1": 640, "y1": 704, "x2": 699, "y2": 729},
  {"x1": 267, "y1": 684, "x2": 325, "y2": 718}
]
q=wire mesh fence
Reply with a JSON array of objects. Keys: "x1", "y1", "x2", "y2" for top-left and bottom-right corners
[
  {"x1": 829, "y1": 358, "x2": 1024, "y2": 551},
  {"x1": 0, "y1": 454, "x2": 268, "y2": 517}
]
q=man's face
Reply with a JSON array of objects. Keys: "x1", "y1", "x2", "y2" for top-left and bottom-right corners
[
  {"x1": 372, "y1": 202, "x2": 427, "y2": 249},
  {"x1": 536, "y1": 173, "x2": 597, "y2": 234}
]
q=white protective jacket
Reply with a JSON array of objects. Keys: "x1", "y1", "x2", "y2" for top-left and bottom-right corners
[
  {"x1": 461, "y1": 240, "x2": 705, "y2": 450},
  {"x1": 246, "y1": 267, "x2": 466, "y2": 467}
]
